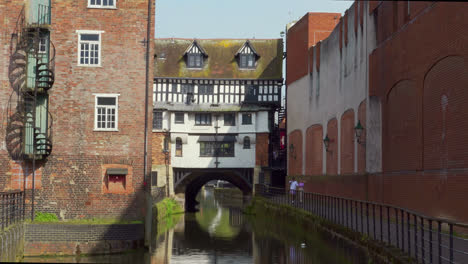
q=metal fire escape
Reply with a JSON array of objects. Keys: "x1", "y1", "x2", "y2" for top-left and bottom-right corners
[{"x1": 7, "y1": 4, "x2": 54, "y2": 161}]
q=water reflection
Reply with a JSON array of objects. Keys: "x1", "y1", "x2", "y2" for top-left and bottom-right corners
[{"x1": 23, "y1": 187, "x2": 375, "y2": 263}]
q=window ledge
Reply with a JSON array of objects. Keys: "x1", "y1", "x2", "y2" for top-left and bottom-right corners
[
  {"x1": 94, "y1": 129, "x2": 119, "y2": 132},
  {"x1": 152, "y1": 129, "x2": 167, "y2": 132},
  {"x1": 78, "y1": 64, "x2": 103, "y2": 68},
  {"x1": 87, "y1": 6, "x2": 117, "y2": 9}
]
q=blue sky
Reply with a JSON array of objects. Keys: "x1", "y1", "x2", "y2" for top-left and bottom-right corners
[{"x1": 155, "y1": 0, "x2": 354, "y2": 39}]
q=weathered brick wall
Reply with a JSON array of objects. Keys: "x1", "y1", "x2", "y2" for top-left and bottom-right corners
[
  {"x1": 25, "y1": 223, "x2": 143, "y2": 242},
  {"x1": 0, "y1": 0, "x2": 154, "y2": 220},
  {"x1": 340, "y1": 109, "x2": 354, "y2": 174},
  {"x1": 255, "y1": 133, "x2": 269, "y2": 167},
  {"x1": 423, "y1": 56, "x2": 468, "y2": 170},
  {"x1": 326, "y1": 118, "x2": 337, "y2": 175},
  {"x1": 384, "y1": 80, "x2": 421, "y2": 172},
  {"x1": 0, "y1": 1, "x2": 26, "y2": 192},
  {"x1": 152, "y1": 132, "x2": 168, "y2": 166},
  {"x1": 286, "y1": 12, "x2": 341, "y2": 85},
  {"x1": 305, "y1": 124, "x2": 322, "y2": 175},
  {"x1": 287, "y1": 130, "x2": 302, "y2": 175},
  {"x1": 24, "y1": 223, "x2": 144, "y2": 256}
]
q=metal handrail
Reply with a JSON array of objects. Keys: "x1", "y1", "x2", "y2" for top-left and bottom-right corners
[
  {"x1": 0, "y1": 191, "x2": 25, "y2": 231},
  {"x1": 255, "y1": 184, "x2": 468, "y2": 264}
]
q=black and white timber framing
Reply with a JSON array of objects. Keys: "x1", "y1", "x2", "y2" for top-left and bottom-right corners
[{"x1": 153, "y1": 78, "x2": 282, "y2": 105}]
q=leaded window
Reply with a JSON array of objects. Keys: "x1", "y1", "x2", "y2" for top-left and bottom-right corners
[
  {"x1": 199, "y1": 85, "x2": 214, "y2": 95},
  {"x1": 240, "y1": 54, "x2": 255, "y2": 68},
  {"x1": 200, "y1": 142, "x2": 234, "y2": 157},
  {"x1": 243, "y1": 136, "x2": 251, "y2": 149},
  {"x1": 224, "y1": 113, "x2": 235, "y2": 126},
  {"x1": 175, "y1": 138, "x2": 182, "y2": 157},
  {"x1": 195, "y1": 113, "x2": 211, "y2": 126},
  {"x1": 175, "y1": 112, "x2": 184, "y2": 124},
  {"x1": 153, "y1": 111, "x2": 163, "y2": 129},
  {"x1": 242, "y1": 113, "x2": 252, "y2": 125},
  {"x1": 187, "y1": 53, "x2": 203, "y2": 68}
]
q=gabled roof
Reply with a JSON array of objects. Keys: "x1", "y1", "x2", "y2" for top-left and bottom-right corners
[
  {"x1": 235, "y1": 40, "x2": 259, "y2": 58},
  {"x1": 154, "y1": 38, "x2": 283, "y2": 79},
  {"x1": 183, "y1": 40, "x2": 208, "y2": 57}
]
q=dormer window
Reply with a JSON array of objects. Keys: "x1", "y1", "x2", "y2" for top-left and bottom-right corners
[
  {"x1": 188, "y1": 54, "x2": 203, "y2": 68},
  {"x1": 240, "y1": 54, "x2": 255, "y2": 68},
  {"x1": 236, "y1": 41, "x2": 259, "y2": 69},
  {"x1": 184, "y1": 40, "x2": 207, "y2": 69}
]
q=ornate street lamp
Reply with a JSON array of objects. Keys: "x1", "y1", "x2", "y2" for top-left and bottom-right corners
[
  {"x1": 323, "y1": 135, "x2": 330, "y2": 152},
  {"x1": 289, "y1": 143, "x2": 296, "y2": 160},
  {"x1": 354, "y1": 120, "x2": 364, "y2": 144}
]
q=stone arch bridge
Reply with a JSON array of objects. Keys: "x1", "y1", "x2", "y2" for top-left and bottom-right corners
[{"x1": 173, "y1": 168, "x2": 254, "y2": 212}]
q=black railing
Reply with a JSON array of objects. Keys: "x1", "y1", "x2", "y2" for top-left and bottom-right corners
[
  {"x1": 255, "y1": 184, "x2": 468, "y2": 264},
  {"x1": 1, "y1": 191, "x2": 25, "y2": 231}
]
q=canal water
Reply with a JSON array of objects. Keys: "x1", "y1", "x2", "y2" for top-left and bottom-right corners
[{"x1": 23, "y1": 187, "x2": 374, "y2": 263}]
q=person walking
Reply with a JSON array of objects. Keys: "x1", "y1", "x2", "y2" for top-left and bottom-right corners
[{"x1": 289, "y1": 177, "x2": 299, "y2": 204}]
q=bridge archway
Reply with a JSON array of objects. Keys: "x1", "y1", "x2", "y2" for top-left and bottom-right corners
[{"x1": 173, "y1": 168, "x2": 253, "y2": 212}]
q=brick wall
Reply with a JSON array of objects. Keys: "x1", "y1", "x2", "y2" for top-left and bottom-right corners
[
  {"x1": 255, "y1": 133, "x2": 269, "y2": 167},
  {"x1": 326, "y1": 119, "x2": 338, "y2": 175},
  {"x1": 288, "y1": 130, "x2": 302, "y2": 175},
  {"x1": 423, "y1": 56, "x2": 468, "y2": 170},
  {"x1": 368, "y1": 2, "x2": 468, "y2": 222},
  {"x1": 305, "y1": 124, "x2": 322, "y2": 175},
  {"x1": 24, "y1": 223, "x2": 144, "y2": 256},
  {"x1": 357, "y1": 100, "x2": 366, "y2": 173},
  {"x1": 384, "y1": 80, "x2": 421, "y2": 172},
  {"x1": 152, "y1": 132, "x2": 168, "y2": 166},
  {"x1": 0, "y1": 0, "x2": 154, "y2": 220},
  {"x1": 286, "y1": 12, "x2": 340, "y2": 85},
  {"x1": 340, "y1": 110, "x2": 354, "y2": 174}
]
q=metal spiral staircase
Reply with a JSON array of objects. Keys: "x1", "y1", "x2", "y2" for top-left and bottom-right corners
[{"x1": 6, "y1": 5, "x2": 54, "y2": 161}]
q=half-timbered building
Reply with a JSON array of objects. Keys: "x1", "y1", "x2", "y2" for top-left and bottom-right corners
[{"x1": 151, "y1": 38, "x2": 284, "y2": 210}]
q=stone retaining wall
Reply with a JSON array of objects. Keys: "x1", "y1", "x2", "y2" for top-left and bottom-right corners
[
  {"x1": 0, "y1": 223, "x2": 24, "y2": 262},
  {"x1": 24, "y1": 223, "x2": 144, "y2": 256}
]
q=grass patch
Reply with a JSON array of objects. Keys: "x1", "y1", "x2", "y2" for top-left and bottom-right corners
[
  {"x1": 34, "y1": 212, "x2": 59, "y2": 223},
  {"x1": 31, "y1": 211, "x2": 143, "y2": 225},
  {"x1": 155, "y1": 198, "x2": 184, "y2": 220}
]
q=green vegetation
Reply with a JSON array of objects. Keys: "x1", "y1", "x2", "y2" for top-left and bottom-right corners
[
  {"x1": 155, "y1": 198, "x2": 184, "y2": 220},
  {"x1": 31, "y1": 211, "x2": 142, "y2": 225},
  {"x1": 34, "y1": 212, "x2": 59, "y2": 223},
  {"x1": 152, "y1": 198, "x2": 184, "y2": 241}
]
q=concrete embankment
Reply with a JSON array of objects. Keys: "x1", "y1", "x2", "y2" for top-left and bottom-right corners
[{"x1": 245, "y1": 197, "x2": 413, "y2": 264}]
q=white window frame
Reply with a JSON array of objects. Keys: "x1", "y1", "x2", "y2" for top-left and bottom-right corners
[
  {"x1": 76, "y1": 30, "x2": 104, "y2": 67},
  {"x1": 88, "y1": 0, "x2": 117, "y2": 9},
  {"x1": 93, "y1": 93, "x2": 119, "y2": 131}
]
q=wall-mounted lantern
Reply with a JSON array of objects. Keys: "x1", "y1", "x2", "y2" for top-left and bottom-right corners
[
  {"x1": 323, "y1": 135, "x2": 330, "y2": 152},
  {"x1": 289, "y1": 143, "x2": 296, "y2": 160},
  {"x1": 354, "y1": 120, "x2": 365, "y2": 144}
]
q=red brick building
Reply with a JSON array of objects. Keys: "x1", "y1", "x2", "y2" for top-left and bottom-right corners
[
  {"x1": 0, "y1": 0, "x2": 154, "y2": 220},
  {"x1": 287, "y1": 1, "x2": 468, "y2": 223}
]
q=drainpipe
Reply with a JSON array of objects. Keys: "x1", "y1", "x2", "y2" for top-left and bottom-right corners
[
  {"x1": 284, "y1": 25, "x2": 288, "y2": 187},
  {"x1": 144, "y1": 0, "x2": 152, "y2": 249},
  {"x1": 144, "y1": 0, "x2": 152, "y2": 193}
]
